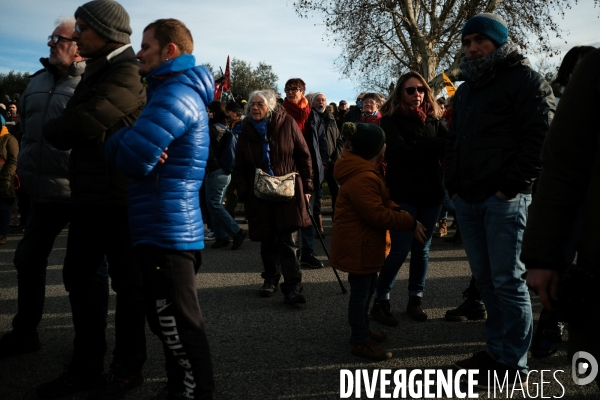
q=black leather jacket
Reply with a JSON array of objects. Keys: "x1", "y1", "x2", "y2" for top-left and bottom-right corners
[{"x1": 445, "y1": 52, "x2": 555, "y2": 203}]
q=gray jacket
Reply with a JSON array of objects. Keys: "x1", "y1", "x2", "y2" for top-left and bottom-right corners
[{"x1": 18, "y1": 58, "x2": 85, "y2": 203}]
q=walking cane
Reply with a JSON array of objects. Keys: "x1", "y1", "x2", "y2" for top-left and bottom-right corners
[{"x1": 307, "y1": 205, "x2": 347, "y2": 294}]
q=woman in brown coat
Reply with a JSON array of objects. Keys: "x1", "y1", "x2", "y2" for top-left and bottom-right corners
[{"x1": 233, "y1": 89, "x2": 313, "y2": 305}]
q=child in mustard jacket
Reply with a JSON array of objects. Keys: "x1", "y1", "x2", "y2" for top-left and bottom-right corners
[{"x1": 331, "y1": 122, "x2": 425, "y2": 361}]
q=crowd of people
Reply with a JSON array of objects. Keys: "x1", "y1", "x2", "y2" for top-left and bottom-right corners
[{"x1": 0, "y1": 1, "x2": 598, "y2": 398}]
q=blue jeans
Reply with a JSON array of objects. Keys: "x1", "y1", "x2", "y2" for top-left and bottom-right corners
[
  {"x1": 454, "y1": 194, "x2": 533, "y2": 372},
  {"x1": 438, "y1": 184, "x2": 455, "y2": 220},
  {"x1": 205, "y1": 168, "x2": 241, "y2": 240},
  {"x1": 375, "y1": 202, "x2": 441, "y2": 299},
  {"x1": 348, "y1": 272, "x2": 378, "y2": 343}
]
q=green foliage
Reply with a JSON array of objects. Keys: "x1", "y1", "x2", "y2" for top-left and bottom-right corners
[{"x1": 0, "y1": 71, "x2": 31, "y2": 100}]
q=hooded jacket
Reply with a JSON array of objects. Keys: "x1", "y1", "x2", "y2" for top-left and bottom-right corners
[
  {"x1": 105, "y1": 55, "x2": 213, "y2": 251},
  {"x1": 43, "y1": 45, "x2": 146, "y2": 206},
  {"x1": 18, "y1": 58, "x2": 85, "y2": 203},
  {"x1": 330, "y1": 149, "x2": 415, "y2": 274}
]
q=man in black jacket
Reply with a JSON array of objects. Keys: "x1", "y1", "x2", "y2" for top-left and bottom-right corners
[
  {"x1": 39, "y1": 1, "x2": 147, "y2": 399},
  {"x1": 445, "y1": 13, "x2": 554, "y2": 388}
]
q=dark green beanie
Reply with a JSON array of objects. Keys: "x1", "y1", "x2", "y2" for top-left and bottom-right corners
[
  {"x1": 341, "y1": 122, "x2": 385, "y2": 160},
  {"x1": 75, "y1": 0, "x2": 132, "y2": 44}
]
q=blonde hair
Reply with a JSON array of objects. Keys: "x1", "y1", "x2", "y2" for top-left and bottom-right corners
[{"x1": 380, "y1": 71, "x2": 439, "y2": 118}]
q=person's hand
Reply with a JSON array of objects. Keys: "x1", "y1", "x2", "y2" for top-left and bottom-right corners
[
  {"x1": 305, "y1": 193, "x2": 311, "y2": 204},
  {"x1": 495, "y1": 191, "x2": 508, "y2": 199},
  {"x1": 413, "y1": 221, "x2": 427, "y2": 244},
  {"x1": 451, "y1": 193, "x2": 457, "y2": 200},
  {"x1": 526, "y1": 269, "x2": 560, "y2": 311},
  {"x1": 158, "y1": 147, "x2": 168, "y2": 164}
]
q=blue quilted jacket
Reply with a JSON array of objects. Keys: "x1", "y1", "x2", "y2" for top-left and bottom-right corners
[{"x1": 105, "y1": 54, "x2": 214, "y2": 250}]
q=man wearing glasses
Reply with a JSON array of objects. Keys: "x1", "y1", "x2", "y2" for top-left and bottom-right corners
[
  {"x1": 0, "y1": 17, "x2": 90, "y2": 360},
  {"x1": 445, "y1": 13, "x2": 554, "y2": 388},
  {"x1": 343, "y1": 92, "x2": 366, "y2": 123},
  {"x1": 39, "y1": 1, "x2": 147, "y2": 399}
]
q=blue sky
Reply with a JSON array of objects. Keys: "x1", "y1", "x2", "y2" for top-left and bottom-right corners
[{"x1": 0, "y1": 1, "x2": 598, "y2": 104}]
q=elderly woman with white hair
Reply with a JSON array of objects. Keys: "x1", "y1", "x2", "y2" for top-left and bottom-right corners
[{"x1": 233, "y1": 89, "x2": 314, "y2": 305}]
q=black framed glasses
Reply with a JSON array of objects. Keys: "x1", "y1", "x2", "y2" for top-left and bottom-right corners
[
  {"x1": 284, "y1": 87, "x2": 302, "y2": 93},
  {"x1": 405, "y1": 86, "x2": 426, "y2": 95},
  {"x1": 48, "y1": 34, "x2": 76, "y2": 44},
  {"x1": 356, "y1": 97, "x2": 364, "y2": 102}
]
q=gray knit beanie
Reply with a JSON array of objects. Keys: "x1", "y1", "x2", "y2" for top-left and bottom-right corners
[
  {"x1": 310, "y1": 92, "x2": 327, "y2": 108},
  {"x1": 75, "y1": 0, "x2": 132, "y2": 44}
]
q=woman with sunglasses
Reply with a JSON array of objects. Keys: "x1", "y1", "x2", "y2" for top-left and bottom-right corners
[{"x1": 370, "y1": 71, "x2": 447, "y2": 325}]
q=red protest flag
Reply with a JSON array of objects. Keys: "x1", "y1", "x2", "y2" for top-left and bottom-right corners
[{"x1": 222, "y1": 56, "x2": 231, "y2": 92}]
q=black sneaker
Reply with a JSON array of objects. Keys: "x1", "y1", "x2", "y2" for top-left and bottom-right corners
[
  {"x1": 36, "y1": 371, "x2": 101, "y2": 399},
  {"x1": 258, "y1": 281, "x2": 278, "y2": 297},
  {"x1": 88, "y1": 370, "x2": 143, "y2": 400},
  {"x1": 211, "y1": 238, "x2": 230, "y2": 249},
  {"x1": 531, "y1": 310, "x2": 564, "y2": 358},
  {"x1": 370, "y1": 299, "x2": 398, "y2": 327},
  {"x1": 445, "y1": 288, "x2": 487, "y2": 322},
  {"x1": 0, "y1": 330, "x2": 41, "y2": 359},
  {"x1": 300, "y1": 252, "x2": 324, "y2": 269},
  {"x1": 406, "y1": 296, "x2": 428, "y2": 321},
  {"x1": 231, "y1": 228, "x2": 247, "y2": 250},
  {"x1": 284, "y1": 290, "x2": 306, "y2": 305},
  {"x1": 454, "y1": 350, "x2": 497, "y2": 370}
]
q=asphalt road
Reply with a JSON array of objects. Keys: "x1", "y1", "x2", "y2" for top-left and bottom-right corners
[{"x1": 0, "y1": 217, "x2": 598, "y2": 400}]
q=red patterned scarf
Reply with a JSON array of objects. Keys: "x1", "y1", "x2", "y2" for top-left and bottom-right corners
[
  {"x1": 283, "y1": 97, "x2": 310, "y2": 132},
  {"x1": 398, "y1": 101, "x2": 433, "y2": 124}
]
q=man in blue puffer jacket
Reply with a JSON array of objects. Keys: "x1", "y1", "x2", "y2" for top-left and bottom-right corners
[{"x1": 105, "y1": 19, "x2": 215, "y2": 400}]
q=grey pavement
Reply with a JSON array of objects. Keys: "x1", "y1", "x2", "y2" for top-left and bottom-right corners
[{"x1": 0, "y1": 217, "x2": 598, "y2": 399}]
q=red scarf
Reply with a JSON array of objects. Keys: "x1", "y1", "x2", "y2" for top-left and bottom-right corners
[
  {"x1": 398, "y1": 101, "x2": 432, "y2": 124},
  {"x1": 283, "y1": 98, "x2": 310, "y2": 132},
  {"x1": 358, "y1": 111, "x2": 382, "y2": 126}
]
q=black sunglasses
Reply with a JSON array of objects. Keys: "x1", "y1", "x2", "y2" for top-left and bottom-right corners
[
  {"x1": 48, "y1": 34, "x2": 76, "y2": 44},
  {"x1": 405, "y1": 86, "x2": 426, "y2": 95}
]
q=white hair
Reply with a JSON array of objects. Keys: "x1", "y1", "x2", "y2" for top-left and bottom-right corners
[
  {"x1": 246, "y1": 89, "x2": 278, "y2": 117},
  {"x1": 55, "y1": 16, "x2": 76, "y2": 29}
]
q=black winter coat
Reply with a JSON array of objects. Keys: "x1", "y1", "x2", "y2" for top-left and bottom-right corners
[
  {"x1": 305, "y1": 110, "x2": 329, "y2": 185},
  {"x1": 206, "y1": 122, "x2": 229, "y2": 173},
  {"x1": 381, "y1": 113, "x2": 447, "y2": 206},
  {"x1": 43, "y1": 46, "x2": 146, "y2": 206},
  {"x1": 445, "y1": 52, "x2": 555, "y2": 203},
  {"x1": 521, "y1": 48, "x2": 600, "y2": 272}
]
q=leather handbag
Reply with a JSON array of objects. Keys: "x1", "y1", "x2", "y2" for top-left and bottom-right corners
[
  {"x1": 246, "y1": 140, "x2": 297, "y2": 202},
  {"x1": 253, "y1": 168, "x2": 297, "y2": 201}
]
